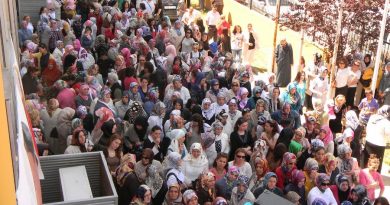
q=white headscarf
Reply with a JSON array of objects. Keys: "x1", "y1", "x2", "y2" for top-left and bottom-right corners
[
  {"x1": 345, "y1": 110, "x2": 359, "y2": 130},
  {"x1": 202, "y1": 98, "x2": 215, "y2": 120}
]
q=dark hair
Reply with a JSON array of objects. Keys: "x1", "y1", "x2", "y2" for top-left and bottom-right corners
[
  {"x1": 151, "y1": 125, "x2": 162, "y2": 132},
  {"x1": 235, "y1": 148, "x2": 246, "y2": 157},
  {"x1": 140, "y1": 2, "x2": 146, "y2": 10},
  {"x1": 265, "y1": 120, "x2": 279, "y2": 136},
  {"x1": 104, "y1": 134, "x2": 123, "y2": 158},
  {"x1": 144, "y1": 62, "x2": 154, "y2": 73},
  {"x1": 294, "y1": 71, "x2": 305, "y2": 82},
  {"x1": 232, "y1": 25, "x2": 242, "y2": 34},
  {"x1": 71, "y1": 129, "x2": 88, "y2": 152},
  {"x1": 39, "y1": 6, "x2": 46, "y2": 15},
  {"x1": 374, "y1": 197, "x2": 390, "y2": 205},
  {"x1": 212, "y1": 153, "x2": 229, "y2": 171},
  {"x1": 38, "y1": 43, "x2": 47, "y2": 50},
  {"x1": 234, "y1": 117, "x2": 246, "y2": 132},
  {"x1": 142, "y1": 148, "x2": 154, "y2": 162},
  {"x1": 191, "y1": 113, "x2": 204, "y2": 133},
  {"x1": 125, "y1": 67, "x2": 136, "y2": 77},
  {"x1": 273, "y1": 143, "x2": 288, "y2": 162},
  {"x1": 121, "y1": 0, "x2": 130, "y2": 11}
]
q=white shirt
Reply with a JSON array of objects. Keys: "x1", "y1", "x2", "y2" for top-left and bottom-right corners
[
  {"x1": 307, "y1": 187, "x2": 338, "y2": 205},
  {"x1": 206, "y1": 10, "x2": 220, "y2": 26},
  {"x1": 143, "y1": 0, "x2": 155, "y2": 17},
  {"x1": 335, "y1": 67, "x2": 350, "y2": 88},
  {"x1": 182, "y1": 10, "x2": 201, "y2": 25},
  {"x1": 310, "y1": 76, "x2": 328, "y2": 105},
  {"x1": 228, "y1": 161, "x2": 252, "y2": 177},
  {"x1": 366, "y1": 114, "x2": 390, "y2": 147},
  {"x1": 347, "y1": 67, "x2": 361, "y2": 88},
  {"x1": 231, "y1": 33, "x2": 244, "y2": 50}
]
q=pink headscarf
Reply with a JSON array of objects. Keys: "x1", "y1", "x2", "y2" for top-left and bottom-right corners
[
  {"x1": 165, "y1": 45, "x2": 177, "y2": 57},
  {"x1": 121, "y1": 48, "x2": 132, "y2": 67},
  {"x1": 320, "y1": 125, "x2": 333, "y2": 146},
  {"x1": 73, "y1": 39, "x2": 81, "y2": 51}
]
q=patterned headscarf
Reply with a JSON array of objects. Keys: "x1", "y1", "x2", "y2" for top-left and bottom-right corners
[
  {"x1": 115, "y1": 153, "x2": 136, "y2": 187},
  {"x1": 76, "y1": 105, "x2": 88, "y2": 118},
  {"x1": 315, "y1": 173, "x2": 330, "y2": 187},
  {"x1": 291, "y1": 169, "x2": 305, "y2": 185},
  {"x1": 183, "y1": 189, "x2": 198, "y2": 204},
  {"x1": 236, "y1": 175, "x2": 250, "y2": 201},
  {"x1": 310, "y1": 139, "x2": 325, "y2": 153},
  {"x1": 345, "y1": 110, "x2": 359, "y2": 130},
  {"x1": 282, "y1": 152, "x2": 297, "y2": 167},
  {"x1": 304, "y1": 158, "x2": 319, "y2": 172},
  {"x1": 263, "y1": 172, "x2": 277, "y2": 189}
]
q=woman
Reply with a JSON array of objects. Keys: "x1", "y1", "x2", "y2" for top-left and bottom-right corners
[
  {"x1": 337, "y1": 144, "x2": 360, "y2": 184},
  {"x1": 268, "y1": 87, "x2": 282, "y2": 113},
  {"x1": 145, "y1": 165, "x2": 164, "y2": 204},
  {"x1": 275, "y1": 152, "x2": 297, "y2": 190},
  {"x1": 359, "y1": 154, "x2": 385, "y2": 202},
  {"x1": 40, "y1": 98, "x2": 62, "y2": 152},
  {"x1": 196, "y1": 172, "x2": 217, "y2": 205},
  {"x1": 170, "y1": 20, "x2": 185, "y2": 52},
  {"x1": 163, "y1": 179, "x2": 183, "y2": 205},
  {"x1": 130, "y1": 185, "x2": 152, "y2": 205},
  {"x1": 231, "y1": 25, "x2": 244, "y2": 63},
  {"x1": 64, "y1": 128, "x2": 89, "y2": 154},
  {"x1": 183, "y1": 190, "x2": 199, "y2": 205},
  {"x1": 344, "y1": 110, "x2": 362, "y2": 160},
  {"x1": 215, "y1": 166, "x2": 240, "y2": 201},
  {"x1": 243, "y1": 23, "x2": 256, "y2": 64},
  {"x1": 167, "y1": 129, "x2": 188, "y2": 157},
  {"x1": 317, "y1": 125, "x2": 334, "y2": 154},
  {"x1": 294, "y1": 71, "x2": 306, "y2": 107},
  {"x1": 95, "y1": 119, "x2": 116, "y2": 151},
  {"x1": 310, "y1": 66, "x2": 329, "y2": 106},
  {"x1": 229, "y1": 117, "x2": 253, "y2": 161},
  {"x1": 284, "y1": 169, "x2": 306, "y2": 205},
  {"x1": 280, "y1": 83, "x2": 302, "y2": 112},
  {"x1": 253, "y1": 172, "x2": 283, "y2": 198},
  {"x1": 303, "y1": 158, "x2": 319, "y2": 197},
  {"x1": 123, "y1": 116, "x2": 149, "y2": 154},
  {"x1": 248, "y1": 157, "x2": 269, "y2": 192},
  {"x1": 334, "y1": 58, "x2": 350, "y2": 98},
  {"x1": 330, "y1": 174, "x2": 351, "y2": 204},
  {"x1": 329, "y1": 94, "x2": 347, "y2": 134},
  {"x1": 212, "y1": 121, "x2": 230, "y2": 156},
  {"x1": 182, "y1": 143, "x2": 209, "y2": 187},
  {"x1": 185, "y1": 113, "x2": 209, "y2": 150},
  {"x1": 237, "y1": 87, "x2": 251, "y2": 111},
  {"x1": 205, "y1": 79, "x2": 221, "y2": 103},
  {"x1": 256, "y1": 119, "x2": 279, "y2": 160},
  {"x1": 147, "y1": 102, "x2": 166, "y2": 131},
  {"x1": 350, "y1": 185, "x2": 371, "y2": 205},
  {"x1": 115, "y1": 92, "x2": 132, "y2": 120},
  {"x1": 75, "y1": 83, "x2": 93, "y2": 109},
  {"x1": 103, "y1": 134, "x2": 123, "y2": 174},
  {"x1": 93, "y1": 87, "x2": 117, "y2": 119},
  {"x1": 181, "y1": 29, "x2": 196, "y2": 54},
  {"x1": 56, "y1": 107, "x2": 75, "y2": 154},
  {"x1": 347, "y1": 61, "x2": 362, "y2": 107},
  {"x1": 201, "y1": 98, "x2": 216, "y2": 125},
  {"x1": 42, "y1": 58, "x2": 62, "y2": 87},
  {"x1": 229, "y1": 148, "x2": 252, "y2": 177},
  {"x1": 116, "y1": 154, "x2": 141, "y2": 205},
  {"x1": 319, "y1": 153, "x2": 340, "y2": 185},
  {"x1": 250, "y1": 99, "x2": 271, "y2": 136},
  {"x1": 288, "y1": 127, "x2": 309, "y2": 157},
  {"x1": 230, "y1": 175, "x2": 255, "y2": 205},
  {"x1": 307, "y1": 174, "x2": 337, "y2": 205},
  {"x1": 163, "y1": 152, "x2": 186, "y2": 190},
  {"x1": 210, "y1": 153, "x2": 229, "y2": 181},
  {"x1": 374, "y1": 197, "x2": 389, "y2": 205},
  {"x1": 268, "y1": 143, "x2": 287, "y2": 172}
]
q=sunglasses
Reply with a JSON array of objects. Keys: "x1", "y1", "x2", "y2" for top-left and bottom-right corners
[
  {"x1": 321, "y1": 182, "x2": 330, "y2": 186},
  {"x1": 236, "y1": 155, "x2": 246, "y2": 159}
]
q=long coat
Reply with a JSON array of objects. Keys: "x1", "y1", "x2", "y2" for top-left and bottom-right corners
[{"x1": 275, "y1": 43, "x2": 294, "y2": 87}]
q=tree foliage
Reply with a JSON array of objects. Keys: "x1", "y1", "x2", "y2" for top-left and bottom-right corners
[{"x1": 280, "y1": 0, "x2": 390, "y2": 61}]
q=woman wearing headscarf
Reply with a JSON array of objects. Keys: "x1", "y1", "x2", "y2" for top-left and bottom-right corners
[
  {"x1": 147, "y1": 101, "x2": 166, "y2": 131},
  {"x1": 284, "y1": 169, "x2": 306, "y2": 205},
  {"x1": 123, "y1": 116, "x2": 149, "y2": 155},
  {"x1": 215, "y1": 166, "x2": 240, "y2": 201},
  {"x1": 163, "y1": 152, "x2": 187, "y2": 190},
  {"x1": 93, "y1": 87, "x2": 117, "y2": 120},
  {"x1": 115, "y1": 154, "x2": 141, "y2": 205},
  {"x1": 328, "y1": 94, "x2": 347, "y2": 134},
  {"x1": 230, "y1": 175, "x2": 255, "y2": 205},
  {"x1": 280, "y1": 83, "x2": 302, "y2": 112},
  {"x1": 307, "y1": 173, "x2": 337, "y2": 205},
  {"x1": 130, "y1": 184, "x2": 153, "y2": 205},
  {"x1": 330, "y1": 174, "x2": 351, "y2": 204},
  {"x1": 268, "y1": 87, "x2": 282, "y2": 113},
  {"x1": 303, "y1": 158, "x2": 319, "y2": 197},
  {"x1": 40, "y1": 98, "x2": 61, "y2": 149},
  {"x1": 107, "y1": 71, "x2": 123, "y2": 102},
  {"x1": 310, "y1": 66, "x2": 329, "y2": 106},
  {"x1": 144, "y1": 87, "x2": 161, "y2": 115},
  {"x1": 94, "y1": 119, "x2": 116, "y2": 151},
  {"x1": 248, "y1": 157, "x2": 269, "y2": 193},
  {"x1": 167, "y1": 129, "x2": 188, "y2": 158},
  {"x1": 275, "y1": 152, "x2": 297, "y2": 190},
  {"x1": 183, "y1": 189, "x2": 199, "y2": 205},
  {"x1": 196, "y1": 172, "x2": 217, "y2": 205},
  {"x1": 343, "y1": 110, "x2": 363, "y2": 160},
  {"x1": 317, "y1": 125, "x2": 334, "y2": 154},
  {"x1": 41, "y1": 58, "x2": 62, "y2": 87},
  {"x1": 182, "y1": 143, "x2": 209, "y2": 187},
  {"x1": 236, "y1": 87, "x2": 250, "y2": 111},
  {"x1": 55, "y1": 107, "x2": 75, "y2": 154},
  {"x1": 350, "y1": 185, "x2": 371, "y2": 205},
  {"x1": 115, "y1": 92, "x2": 132, "y2": 120},
  {"x1": 75, "y1": 83, "x2": 93, "y2": 109},
  {"x1": 359, "y1": 154, "x2": 385, "y2": 202},
  {"x1": 337, "y1": 144, "x2": 360, "y2": 184},
  {"x1": 169, "y1": 20, "x2": 185, "y2": 52},
  {"x1": 163, "y1": 177, "x2": 183, "y2": 205},
  {"x1": 134, "y1": 148, "x2": 163, "y2": 184},
  {"x1": 319, "y1": 153, "x2": 340, "y2": 185},
  {"x1": 201, "y1": 98, "x2": 216, "y2": 125},
  {"x1": 253, "y1": 172, "x2": 283, "y2": 198},
  {"x1": 55, "y1": 79, "x2": 77, "y2": 109},
  {"x1": 206, "y1": 79, "x2": 222, "y2": 103},
  {"x1": 73, "y1": 39, "x2": 88, "y2": 61}
]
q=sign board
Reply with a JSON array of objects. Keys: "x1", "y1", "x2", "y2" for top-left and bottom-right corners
[{"x1": 59, "y1": 166, "x2": 93, "y2": 201}]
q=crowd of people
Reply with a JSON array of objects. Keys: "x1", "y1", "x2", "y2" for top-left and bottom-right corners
[{"x1": 18, "y1": 0, "x2": 390, "y2": 204}]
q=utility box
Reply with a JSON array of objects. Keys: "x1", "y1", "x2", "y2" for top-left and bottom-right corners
[{"x1": 40, "y1": 152, "x2": 118, "y2": 205}]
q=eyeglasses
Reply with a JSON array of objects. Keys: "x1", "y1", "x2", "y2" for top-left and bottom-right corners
[
  {"x1": 232, "y1": 84, "x2": 239, "y2": 87},
  {"x1": 236, "y1": 155, "x2": 246, "y2": 159},
  {"x1": 321, "y1": 182, "x2": 330, "y2": 186}
]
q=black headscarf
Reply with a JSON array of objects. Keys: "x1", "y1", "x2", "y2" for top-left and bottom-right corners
[{"x1": 134, "y1": 116, "x2": 148, "y2": 141}]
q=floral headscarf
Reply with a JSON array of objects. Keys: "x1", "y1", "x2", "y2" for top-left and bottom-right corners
[
  {"x1": 263, "y1": 172, "x2": 277, "y2": 189},
  {"x1": 202, "y1": 98, "x2": 215, "y2": 120},
  {"x1": 236, "y1": 175, "x2": 250, "y2": 201},
  {"x1": 115, "y1": 153, "x2": 136, "y2": 187},
  {"x1": 319, "y1": 125, "x2": 333, "y2": 146},
  {"x1": 345, "y1": 110, "x2": 359, "y2": 130}
]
